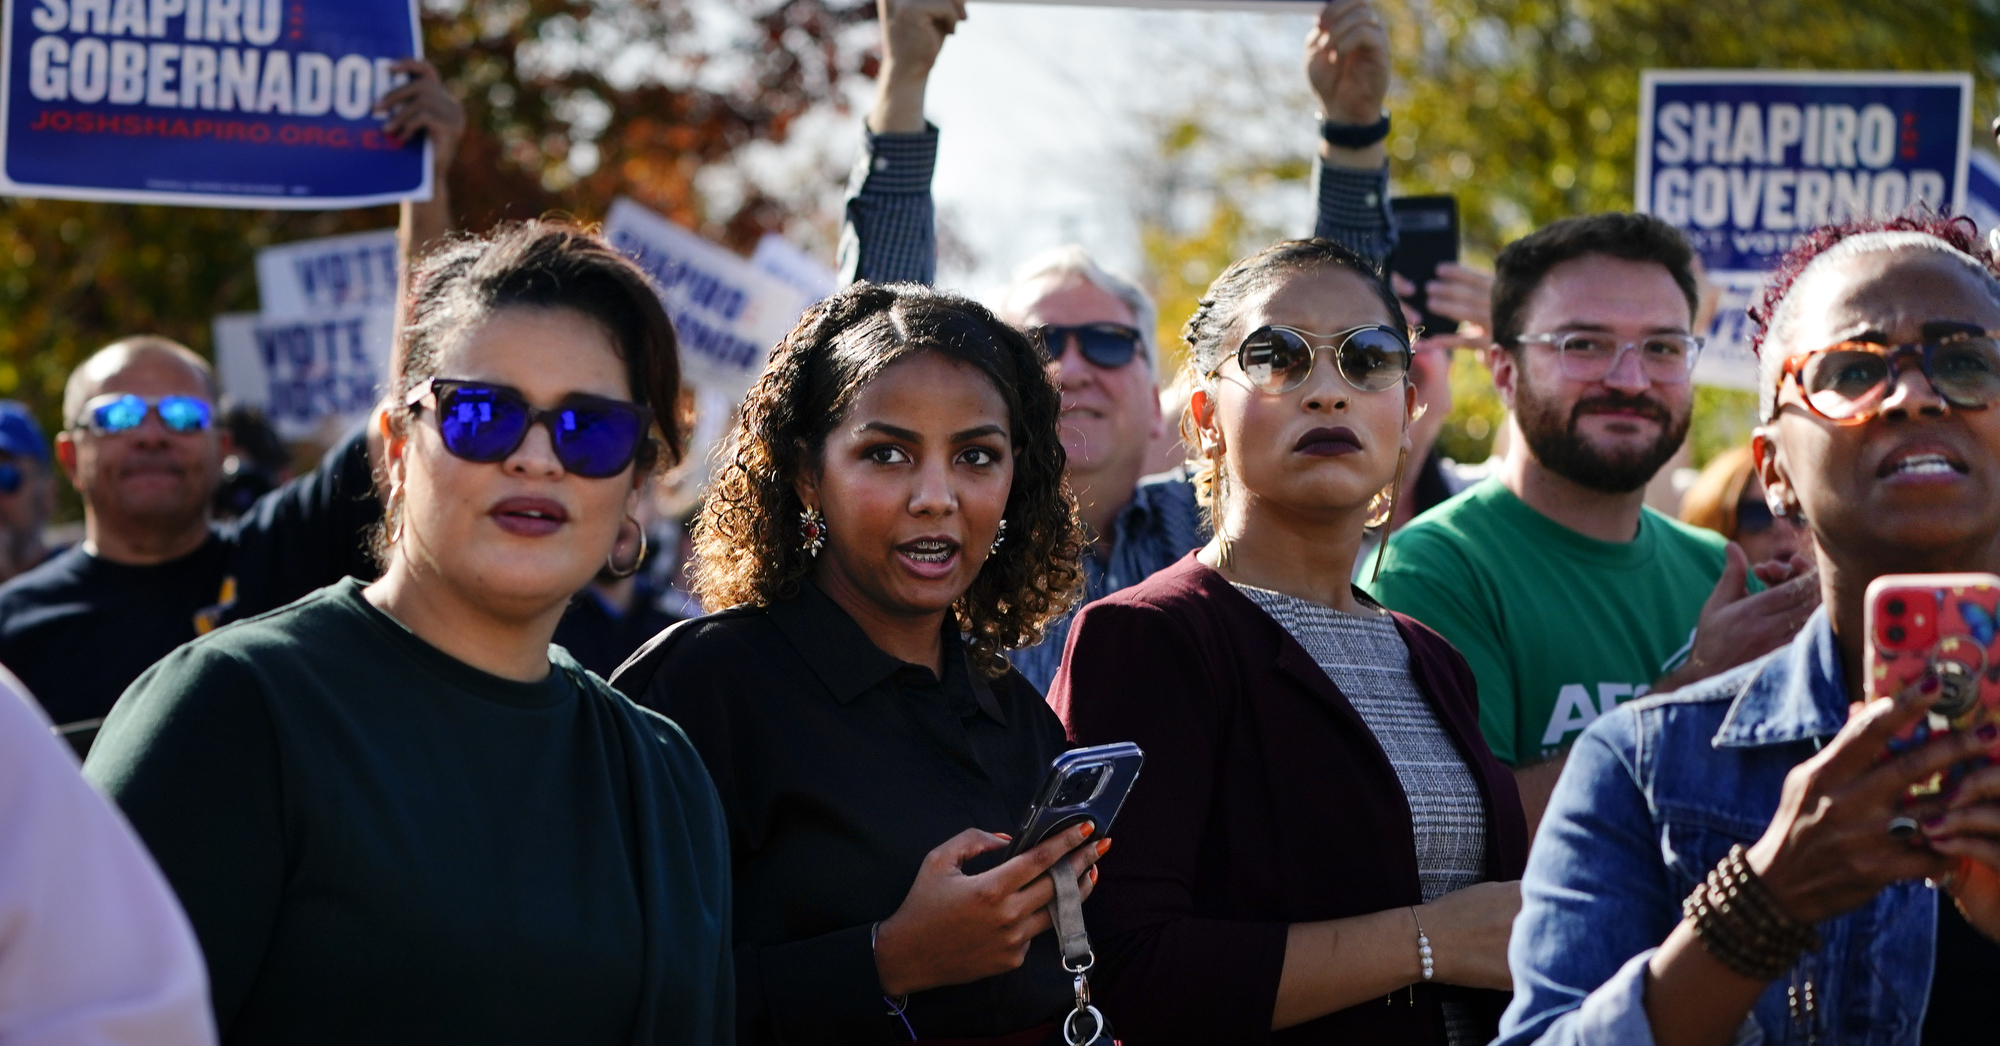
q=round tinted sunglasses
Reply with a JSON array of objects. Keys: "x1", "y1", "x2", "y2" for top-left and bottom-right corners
[
  {"x1": 405, "y1": 378, "x2": 651, "y2": 478},
  {"x1": 1208, "y1": 325, "x2": 1412, "y2": 395},
  {"x1": 1780, "y1": 330, "x2": 2000, "y2": 424},
  {"x1": 1032, "y1": 323, "x2": 1146, "y2": 370},
  {"x1": 78, "y1": 393, "x2": 213, "y2": 435}
]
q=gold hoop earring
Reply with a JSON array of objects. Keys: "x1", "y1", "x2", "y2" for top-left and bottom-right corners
[
  {"x1": 386, "y1": 482, "x2": 406, "y2": 546},
  {"x1": 605, "y1": 515, "x2": 648, "y2": 579}
]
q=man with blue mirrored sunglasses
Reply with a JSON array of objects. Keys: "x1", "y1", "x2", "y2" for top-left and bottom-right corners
[{"x1": 0, "y1": 338, "x2": 382, "y2": 739}]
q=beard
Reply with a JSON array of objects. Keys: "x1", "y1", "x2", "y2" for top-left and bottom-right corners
[{"x1": 1515, "y1": 377, "x2": 1690, "y2": 495}]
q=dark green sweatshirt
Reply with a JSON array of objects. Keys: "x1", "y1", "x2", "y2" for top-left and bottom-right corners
[{"x1": 85, "y1": 579, "x2": 732, "y2": 1046}]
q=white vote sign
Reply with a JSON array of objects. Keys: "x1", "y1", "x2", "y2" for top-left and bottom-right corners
[
  {"x1": 214, "y1": 307, "x2": 394, "y2": 441},
  {"x1": 602, "y1": 197, "x2": 813, "y2": 398},
  {"x1": 256, "y1": 228, "x2": 401, "y2": 316},
  {"x1": 750, "y1": 232, "x2": 838, "y2": 304}
]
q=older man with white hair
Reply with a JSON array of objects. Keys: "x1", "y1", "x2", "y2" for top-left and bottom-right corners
[{"x1": 990, "y1": 245, "x2": 1205, "y2": 689}]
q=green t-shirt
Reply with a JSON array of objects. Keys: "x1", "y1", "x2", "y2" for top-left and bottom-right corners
[
  {"x1": 82, "y1": 579, "x2": 732, "y2": 1046},
  {"x1": 1363, "y1": 477, "x2": 1729, "y2": 766}
]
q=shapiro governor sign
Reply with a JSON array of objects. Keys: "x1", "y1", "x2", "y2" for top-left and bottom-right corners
[{"x1": 1635, "y1": 70, "x2": 1973, "y2": 388}]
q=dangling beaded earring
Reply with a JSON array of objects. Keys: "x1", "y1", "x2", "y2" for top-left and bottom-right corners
[
  {"x1": 799, "y1": 506, "x2": 827, "y2": 557},
  {"x1": 988, "y1": 519, "x2": 1008, "y2": 556}
]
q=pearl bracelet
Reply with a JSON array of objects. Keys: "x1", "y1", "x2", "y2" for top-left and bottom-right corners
[{"x1": 1410, "y1": 906, "x2": 1434, "y2": 981}]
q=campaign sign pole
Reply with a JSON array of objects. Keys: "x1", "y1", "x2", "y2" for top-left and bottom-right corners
[
  {"x1": 0, "y1": 0, "x2": 429, "y2": 208},
  {"x1": 1635, "y1": 71, "x2": 1972, "y2": 390}
]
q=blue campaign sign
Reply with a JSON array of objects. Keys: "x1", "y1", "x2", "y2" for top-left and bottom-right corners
[
  {"x1": 1636, "y1": 71, "x2": 1972, "y2": 275},
  {"x1": 1969, "y1": 150, "x2": 2000, "y2": 243},
  {"x1": 0, "y1": 0, "x2": 429, "y2": 208}
]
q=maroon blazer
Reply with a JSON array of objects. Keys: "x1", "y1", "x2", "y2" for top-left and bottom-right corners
[{"x1": 1049, "y1": 554, "x2": 1528, "y2": 1045}]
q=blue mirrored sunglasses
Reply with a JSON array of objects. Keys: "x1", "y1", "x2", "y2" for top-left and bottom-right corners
[
  {"x1": 0, "y1": 463, "x2": 19, "y2": 495},
  {"x1": 80, "y1": 394, "x2": 213, "y2": 435},
  {"x1": 405, "y1": 378, "x2": 651, "y2": 479}
]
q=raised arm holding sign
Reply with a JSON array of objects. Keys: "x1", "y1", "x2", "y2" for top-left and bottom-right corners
[{"x1": 379, "y1": 58, "x2": 464, "y2": 260}]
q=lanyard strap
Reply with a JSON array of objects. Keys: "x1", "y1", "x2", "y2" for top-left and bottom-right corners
[{"x1": 1046, "y1": 855, "x2": 1105, "y2": 1046}]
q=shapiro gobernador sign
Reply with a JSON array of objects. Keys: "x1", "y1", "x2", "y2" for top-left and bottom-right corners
[{"x1": 0, "y1": 0, "x2": 429, "y2": 208}]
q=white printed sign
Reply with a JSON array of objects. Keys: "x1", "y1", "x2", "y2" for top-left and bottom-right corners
[
  {"x1": 256, "y1": 228, "x2": 400, "y2": 316},
  {"x1": 213, "y1": 306, "x2": 393, "y2": 441},
  {"x1": 602, "y1": 197, "x2": 813, "y2": 398},
  {"x1": 750, "y1": 232, "x2": 837, "y2": 304}
]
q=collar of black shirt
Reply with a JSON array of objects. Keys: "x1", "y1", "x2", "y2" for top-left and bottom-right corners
[{"x1": 767, "y1": 580, "x2": 1009, "y2": 725}]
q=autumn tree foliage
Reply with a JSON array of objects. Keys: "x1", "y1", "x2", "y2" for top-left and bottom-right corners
[{"x1": 0, "y1": 0, "x2": 871, "y2": 447}]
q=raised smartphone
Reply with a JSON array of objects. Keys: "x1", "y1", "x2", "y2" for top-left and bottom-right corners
[
  {"x1": 1868, "y1": 573, "x2": 2000, "y2": 797},
  {"x1": 1389, "y1": 195, "x2": 1461, "y2": 338},
  {"x1": 1003, "y1": 742, "x2": 1144, "y2": 861}
]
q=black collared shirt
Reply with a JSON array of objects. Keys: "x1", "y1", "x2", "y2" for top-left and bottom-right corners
[{"x1": 614, "y1": 580, "x2": 1072, "y2": 1044}]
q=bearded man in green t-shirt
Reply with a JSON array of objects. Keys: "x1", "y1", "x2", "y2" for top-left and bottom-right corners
[{"x1": 1367, "y1": 213, "x2": 1820, "y2": 835}]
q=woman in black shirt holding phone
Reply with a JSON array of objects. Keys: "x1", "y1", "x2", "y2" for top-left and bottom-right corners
[{"x1": 615, "y1": 283, "x2": 1104, "y2": 1043}]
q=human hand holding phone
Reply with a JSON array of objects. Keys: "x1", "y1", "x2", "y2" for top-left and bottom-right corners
[
  {"x1": 872, "y1": 823, "x2": 1108, "y2": 997},
  {"x1": 1866, "y1": 574, "x2": 2000, "y2": 943}
]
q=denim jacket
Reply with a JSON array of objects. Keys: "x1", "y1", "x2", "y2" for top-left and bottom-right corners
[{"x1": 1496, "y1": 609, "x2": 1937, "y2": 1046}]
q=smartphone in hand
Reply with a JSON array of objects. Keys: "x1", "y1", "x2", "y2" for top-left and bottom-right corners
[
  {"x1": 1868, "y1": 573, "x2": 2000, "y2": 797},
  {"x1": 1003, "y1": 743, "x2": 1144, "y2": 861},
  {"x1": 1389, "y1": 195, "x2": 1460, "y2": 338}
]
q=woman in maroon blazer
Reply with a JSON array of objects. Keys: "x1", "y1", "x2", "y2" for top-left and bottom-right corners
[{"x1": 1050, "y1": 238, "x2": 1528, "y2": 1045}]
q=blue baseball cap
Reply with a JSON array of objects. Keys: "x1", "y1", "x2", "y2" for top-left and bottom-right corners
[{"x1": 0, "y1": 402, "x2": 50, "y2": 464}]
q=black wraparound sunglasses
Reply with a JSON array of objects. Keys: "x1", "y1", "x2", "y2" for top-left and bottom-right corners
[{"x1": 1032, "y1": 323, "x2": 1147, "y2": 370}]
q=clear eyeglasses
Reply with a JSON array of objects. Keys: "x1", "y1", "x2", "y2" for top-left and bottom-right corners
[{"x1": 1515, "y1": 331, "x2": 1705, "y2": 386}]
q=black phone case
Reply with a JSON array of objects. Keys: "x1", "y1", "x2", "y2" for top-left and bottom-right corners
[
  {"x1": 1389, "y1": 195, "x2": 1461, "y2": 338},
  {"x1": 1002, "y1": 742, "x2": 1144, "y2": 861}
]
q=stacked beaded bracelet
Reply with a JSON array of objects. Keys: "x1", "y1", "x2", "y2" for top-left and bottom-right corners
[
  {"x1": 1681, "y1": 844, "x2": 1821, "y2": 981},
  {"x1": 1409, "y1": 906, "x2": 1435, "y2": 981}
]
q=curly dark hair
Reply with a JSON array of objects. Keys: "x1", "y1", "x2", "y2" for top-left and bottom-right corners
[
  {"x1": 691, "y1": 282, "x2": 1085, "y2": 677},
  {"x1": 373, "y1": 219, "x2": 685, "y2": 566},
  {"x1": 1177, "y1": 237, "x2": 1406, "y2": 524}
]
